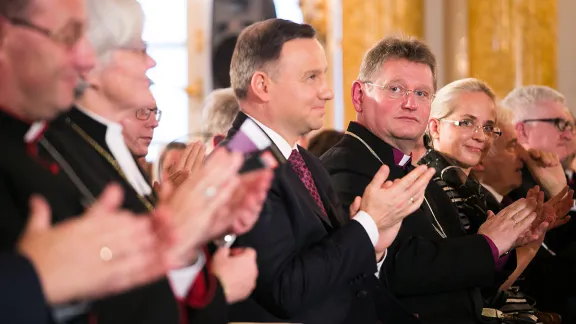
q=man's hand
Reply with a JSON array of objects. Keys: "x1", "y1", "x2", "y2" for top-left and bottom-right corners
[
  {"x1": 543, "y1": 186, "x2": 574, "y2": 230},
  {"x1": 518, "y1": 147, "x2": 567, "y2": 197},
  {"x1": 478, "y1": 198, "x2": 538, "y2": 255},
  {"x1": 18, "y1": 185, "x2": 169, "y2": 305},
  {"x1": 211, "y1": 247, "x2": 258, "y2": 304},
  {"x1": 157, "y1": 148, "x2": 244, "y2": 268},
  {"x1": 360, "y1": 165, "x2": 435, "y2": 231}
]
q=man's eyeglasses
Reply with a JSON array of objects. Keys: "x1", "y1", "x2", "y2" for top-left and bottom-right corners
[
  {"x1": 6, "y1": 17, "x2": 84, "y2": 48},
  {"x1": 522, "y1": 118, "x2": 575, "y2": 134},
  {"x1": 440, "y1": 118, "x2": 502, "y2": 138},
  {"x1": 363, "y1": 82, "x2": 435, "y2": 104},
  {"x1": 136, "y1": 107, "x2": 162, "y2": 122}
]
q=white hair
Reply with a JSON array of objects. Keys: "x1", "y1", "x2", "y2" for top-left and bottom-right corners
[
  {"x1": 85, "y1": 0, "x2": 145, "y2": 62},
  {"x1": 500, "y1": 85, "x2": 565, "y2": 124},
  {"x1": 485, "y1": 105, "x2": 514, "y2": 157},
  {"x1": 200, "y1": 88, "x2": 240, "y2": 140}
]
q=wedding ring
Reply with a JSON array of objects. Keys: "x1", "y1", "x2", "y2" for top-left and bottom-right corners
[
  {"x1": 204, "y1": 186, "x2": 217, "y2": 198},
  {"x1": 100, "y1": 246, "x2": 113, "y2": 262},
  {"x1": 410, "y1": 197, "x2": 415, "y2": 203}
]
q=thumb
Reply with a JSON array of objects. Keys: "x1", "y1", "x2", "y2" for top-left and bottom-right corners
[
  {"x1": 159, "y1": 178, "x2": 174, "y2": 203},
  {"x1": 88, "y1": 183, "x2": 124, "y2": 217},
  {"x1": 153, "y1": 180, "x2": 160, "y2": 193},
  {"x1": 370, "y1": 165, "x2": 390, "y2": 189},
  {"x1": 350, "y1": 196, "x2": 362, "y2": 215},
  {"x1": 487, "y1": 210, "x2": 496, "y2": 219},
  {"x1": 25, "y1": 195, "x2": 52, "y2": 233}
]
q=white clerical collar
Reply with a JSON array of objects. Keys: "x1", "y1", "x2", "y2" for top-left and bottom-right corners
[
  {"x1": 76, "y1": 105, "x2": 151, "y2": 196},
  {"x1": 566, "y1": 169, "x2": 574, "y2": 179},
  {"x1": 244, "y1": 113, "x2": 297, "y2": 160},
  {"x1": 481, "y1": 183, "x2": 504, "y2": 203}
]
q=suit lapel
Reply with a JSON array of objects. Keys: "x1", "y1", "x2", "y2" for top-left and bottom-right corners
[{"x1": 227, "y1": 112, "x2": 333, "y2": 228}]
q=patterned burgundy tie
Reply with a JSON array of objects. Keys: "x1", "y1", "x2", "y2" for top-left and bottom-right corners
[{"x1": 288, "y1": 149, "x2": 327, "y2": 216}]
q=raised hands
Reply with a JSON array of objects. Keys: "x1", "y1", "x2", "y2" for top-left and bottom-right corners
[
  {"x1": 211, "y1": 247, "x2": 258, "y2": 304},
  {"x1": 154, "y1": 141, "x2": 206, "y2": 191},
  {"x1": 543, "y1": 186, "x2": 574, "y2": 230},
  {"x1": 517, "y1": 146, "x2": 567, "y2": 197},
  {"x1": 18, "y1": 185, "x2": 169, "y2": 305},
  {"x1": 478, "y1": 198, "x2": 538, "y2": 256},
  {"x1": 360, "y1": 164, "x2": 435, "y2": 231}
]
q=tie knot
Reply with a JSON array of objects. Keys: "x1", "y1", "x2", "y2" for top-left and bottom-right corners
[{"x1": 288, "y1": 149, "x2": 304, "y2": 165}]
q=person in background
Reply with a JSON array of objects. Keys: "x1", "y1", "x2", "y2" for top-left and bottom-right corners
[
  {"x1": 201, "y1": 87, "x2": 240, "y2": 151},
  {"x1": 157, "y1": 141, "x2": 187, "y2": 182},
  {"x1": 308, "y1": 129, "x2": 344, "y2": 157}
]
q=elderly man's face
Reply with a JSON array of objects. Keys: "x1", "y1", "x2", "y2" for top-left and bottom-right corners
[
  {"x1": 121, "y1": 107, "x2": 160, "y2": 158},
  {"x1": 520, "y1": 100, "x2": 574, "y2": 161},
  {"x1": 0, "y1": 0, "x2": 95, "y2": 120},
  {"x1": 96, "y1": 41, "x2": 157, "y2": 113},
  {"x1": 482, "y1": 122, "x2": 524, "y2": 195}
]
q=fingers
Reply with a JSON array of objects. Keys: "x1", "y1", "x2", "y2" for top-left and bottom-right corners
[
  {"x1": 26, "y1": 195, "x2": 52, "y2": 233},
  {"x1": 184, "y1": 142, "x2": 206, "y2": 172},
  {"x1": 99, "y1": 214, "x2": 158, "y2": 260},
  {"x1": 89, "y1": 184, "x2": 125, "y2": 216},
  {"x1": 350, "y1": 196, "x2": 362, "y2": 215},
  {"x1": 395, "y1": 165, "x2": 430, "y2": 191},
  {"x1": 368, "y1": 165, "x2": 391, "y2": 189},
  {"x1": 176, "y1": 141, "x2": 200, "y2": 171},
  {"x1": 514, "y1": 211, "x2": 537, "y2": 234}
]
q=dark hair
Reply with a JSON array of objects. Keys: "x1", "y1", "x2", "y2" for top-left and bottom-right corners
[
  {"x1": 230, "y1": 18, "x2": 316, "y2": 99},
  {"x1": 358, "y1": 36, "x2": 438, "y2": 91},
  {"x1": 0, "y1": 0, "x2": 32, "y2": 18},
  {"x1": 308, "y1": 130, "x2": 344, "y2": 157}
]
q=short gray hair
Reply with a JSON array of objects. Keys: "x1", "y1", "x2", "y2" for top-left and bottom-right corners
[
  {"x1": 486, "y1": 105, "x2": 514, "y2": 157},
  {"x1": 501, "y1": 85, "x2": 565, "y2": 124},
  {"x1": 201, "y1": 88, "x2": 239, "y2": 138},
  {"x1": 85, "y1": 0, "x2": 144, "y2": 62}
]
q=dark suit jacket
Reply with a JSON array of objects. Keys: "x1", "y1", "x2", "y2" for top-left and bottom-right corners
[
  {"x1": 321, "y1": 122, "x2": 506, "y2": 324},
  {"x1": 226, "y1": 112, "x2": 420, "y2": 324},
  {"x1": 0, "y1": 252, "x2": 50, "y2": 324}
]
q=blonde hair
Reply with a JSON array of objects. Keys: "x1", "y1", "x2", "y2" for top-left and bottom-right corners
[{"x1": 430, "y1": 78, "x2": 496, "y2": 120}]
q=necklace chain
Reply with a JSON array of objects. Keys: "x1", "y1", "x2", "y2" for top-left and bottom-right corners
[
  {"x1": 345, "y1": 131, "x2": 448, "y2": 239},
  {"x1": 66, "y1": 117, "x2": 155, "y2": 212}
]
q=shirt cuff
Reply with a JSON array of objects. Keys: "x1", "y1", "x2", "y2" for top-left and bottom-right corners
[
  {"x1": 375, "y1": 249, "x2": 387, "y2": 278},
  {"x1": 480, "y1": 234, "x2": 509, "y2": 272},
  {"x1": 167, "y1": 251, "x2": 206, "y2": 298},
  {"x1": 353, "y1": 211, "x2": 379, "y2": 246}
]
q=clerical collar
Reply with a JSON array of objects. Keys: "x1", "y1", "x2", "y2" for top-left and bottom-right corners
[
  {"x1": 0, "y1": 106, "x2": 48, "y2": 143},
  {"x1": 392, "y1": 148, "x2": 412, "y2": 167},
  {"x1": 24, "y1": 121, "x2": 48, "y2": 143},
  {"x1": 244, "y1": 113, "x2": 297, "y2": 160}
]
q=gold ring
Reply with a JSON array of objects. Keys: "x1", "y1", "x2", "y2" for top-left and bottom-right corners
[{"x1": 100, "y1": 246, "x2": 113, "y2": 262}]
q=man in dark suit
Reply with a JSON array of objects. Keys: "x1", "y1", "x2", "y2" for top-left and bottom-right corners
[
  {"x1": 225, "y1": 18, "x2": 436, "y2": 324},
  {"x1": 321, "y1": 37, "x2": 537, "y2": 324}
]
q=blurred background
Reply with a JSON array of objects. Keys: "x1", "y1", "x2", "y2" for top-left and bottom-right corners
[{"x1": 139, "y1": 0, "x2": 571, "y2": 162}]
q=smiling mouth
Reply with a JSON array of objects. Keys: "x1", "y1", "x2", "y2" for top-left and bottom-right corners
[{"x1": 396, "y1": 116, "x2": 418, "y2": 122}]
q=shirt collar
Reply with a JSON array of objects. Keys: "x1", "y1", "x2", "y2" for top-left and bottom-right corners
[
  {"x1": 76, "y1": 105, "x2": 123, "y2": 132},
  {"x1": 244, "y1": 113, "x2": 297, "y2": 160},
  {"x1": 392, "y1": 148, "x2": 412, "y2": 167},
  {"x1": 481, "y1": 183, "x2": 504, "y2": 203}
]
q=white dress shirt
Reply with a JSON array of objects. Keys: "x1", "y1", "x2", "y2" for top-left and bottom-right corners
[
  {"x1": 246, "y1": 114, "x2": 385, "y2": 275},
  {"x1": 78, "y1": 107, "x2": 203, "y2": 298},
  {"x1": 481, "y1": 183, "x2": 504, "y2": 203}
]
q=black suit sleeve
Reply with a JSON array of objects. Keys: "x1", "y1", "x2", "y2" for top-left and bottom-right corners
[
  {"x1": 330, "y1": 170, "x2": 497, "y2": 296},
  {"x1": 0, "y1": 252, "x2": 51, "y2": 324},
  {"x1": 237, "y1": 187, "x2": 376, "y2": 319}
]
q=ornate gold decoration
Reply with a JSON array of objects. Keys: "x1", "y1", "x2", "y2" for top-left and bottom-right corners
[
  {"x1": 341, "y1": 0, "x2": 424, "y2": 127},
  {"x1": 467, "y1": 0, "x2": 557, "y2": 98},
  {"x1": 186, "y1": 78, "x2": 204, "y2": 99},
  {"x1": 300, "y1": 0, "x2": 328, "y2": 43}
]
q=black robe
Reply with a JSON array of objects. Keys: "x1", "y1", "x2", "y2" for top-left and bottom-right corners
[{"x1": 321, "y1": 122, "x2": 515, "y2": 324}]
